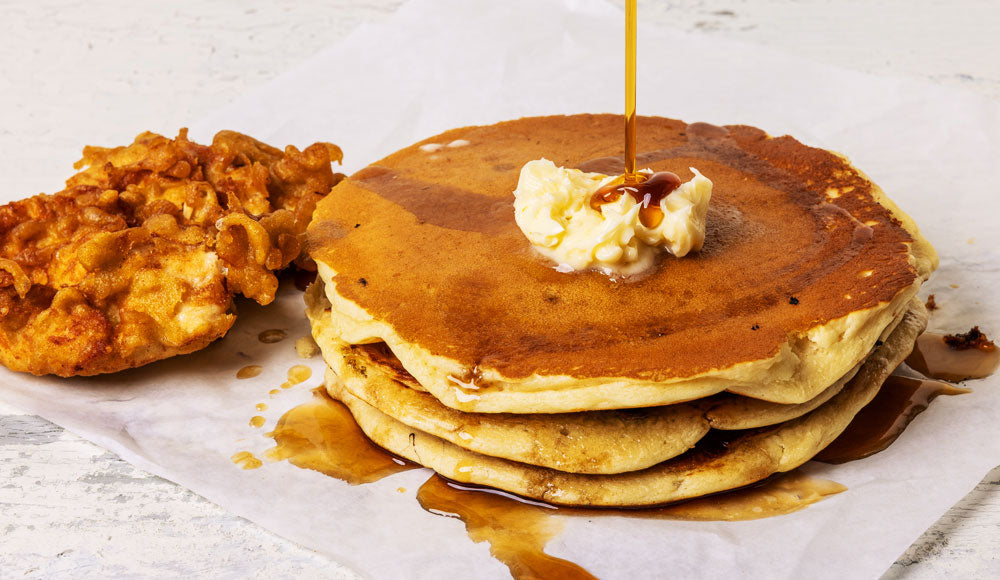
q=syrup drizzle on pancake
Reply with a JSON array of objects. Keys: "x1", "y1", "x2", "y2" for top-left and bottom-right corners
[{"x1": 590, "y1": 171, "x2": 683, "y2": 228}]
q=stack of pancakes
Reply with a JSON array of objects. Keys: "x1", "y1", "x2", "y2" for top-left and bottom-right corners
[{"x1": 304, "y1": 114, "x2": 936, "y2": 507}]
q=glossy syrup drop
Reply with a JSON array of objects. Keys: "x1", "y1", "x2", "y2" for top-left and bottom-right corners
[
  {"x1": 287, "y1": 364, "x2": 313, "y2": 385},
  {"x1": 265, "y1": 388, "x2": 418, "y2": 485},
  {"x1": 814, "y1": 374, "x2": 970, "y2": 464},
  {"x1": 236, "y1": 364, "x2": 263, "y2": 379},
  {"x1": 231, "y1": 451, "x2": 262, "y2": 470},
  {"x1": 905, "y1": 330, "x2": 1000, "y2": 382}
]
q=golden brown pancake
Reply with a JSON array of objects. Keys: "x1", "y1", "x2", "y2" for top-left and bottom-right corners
[
  {"x1": 306, "y1": 281, "x2": 912, "y2": 473},
  {"x1": 308, "y1": 114, "x2": 935, "y2": 413},
  {"x1": 325, "y1": 300, "x2": 926, "y2": 506}
]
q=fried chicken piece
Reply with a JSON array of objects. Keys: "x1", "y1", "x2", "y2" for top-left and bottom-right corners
[{"x1": 0, "y1": 130, "x2": 343, "y2": 376}]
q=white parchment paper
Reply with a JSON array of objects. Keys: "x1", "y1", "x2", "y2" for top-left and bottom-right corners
[{"x1": 3, "y1": 0, "x2": 1000, "y2": 578}]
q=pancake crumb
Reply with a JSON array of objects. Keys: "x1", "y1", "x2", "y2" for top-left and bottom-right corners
[
  {"x1": 944, "y1": 327, "x2": 995, "y2": 351},
  {"x1": 925, "y1": 294, "x2": 938, "y2": 311},
  {"x1": 789, "y1": 296, "x2": 799, "y2": 305}
]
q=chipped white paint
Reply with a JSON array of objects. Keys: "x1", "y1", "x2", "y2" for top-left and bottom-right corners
[{"x1": 1, "y1": 0, "x2": 999, "y2": 578}]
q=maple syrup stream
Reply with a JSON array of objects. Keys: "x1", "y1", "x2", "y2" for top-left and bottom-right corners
[
  {"x1": 589, "y1": 0, "x2": 682, "y2": 230},
  {"x1": 624, "y1": 0, "x2": 637, "y2": 181}
]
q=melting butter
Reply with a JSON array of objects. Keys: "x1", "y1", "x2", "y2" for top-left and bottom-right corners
[{"x1": 513, "y1": 159, "x2": 711, "y2": 274}]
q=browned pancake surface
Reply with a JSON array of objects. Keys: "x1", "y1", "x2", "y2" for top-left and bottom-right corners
[{"x1": 309, "y1": 115, "x2": 918, "y2": 380}]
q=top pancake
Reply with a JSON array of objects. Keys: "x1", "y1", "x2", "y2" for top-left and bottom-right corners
[{"x1": 308, "y1": 115, "x2": 935, "y2": 411}]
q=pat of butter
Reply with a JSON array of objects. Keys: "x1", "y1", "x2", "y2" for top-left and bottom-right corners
[{"x1": 513, "y1": 159, "x2": 712, "y2": 274}]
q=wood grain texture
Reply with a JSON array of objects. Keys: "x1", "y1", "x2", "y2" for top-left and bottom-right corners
[
  {"x1": 1, "y1": 414, "x2": 356, "y2": 579},
  {"x1": 1, "y1": 0, "x2": 998, "y2": 578}
]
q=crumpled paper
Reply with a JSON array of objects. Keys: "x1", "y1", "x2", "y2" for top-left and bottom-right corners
[{"x1": 3, "y1": 0, "x2": 999, "y2": 578}]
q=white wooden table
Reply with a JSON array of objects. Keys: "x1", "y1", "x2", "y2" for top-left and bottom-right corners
[{"x1": 2, "y1": 1, "x2": 998, "y2": 577}]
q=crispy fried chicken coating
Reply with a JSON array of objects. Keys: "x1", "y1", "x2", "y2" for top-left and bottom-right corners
[{"x1": 0, "y1": 130, "x2": 343, "y2": 376}]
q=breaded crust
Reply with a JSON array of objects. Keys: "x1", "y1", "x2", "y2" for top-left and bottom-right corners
[{"x1": 0, "y1": 130, "x2": 343, "y2": 376}]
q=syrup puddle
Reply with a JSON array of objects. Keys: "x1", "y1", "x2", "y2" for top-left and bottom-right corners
[
  {"x1": 905, "y1": 330, "x2": 1000, "y2": 382},
  {"x1": 265, "y1": 389, "x2": 418, "y2": 484},
  {"x1": 417, "y1": 475, "x2": 597, "y2": 580},
  {"x1": 253, "y1": 324, "x2": 996, "y2": 578},
  {"x1": 415, "y1": 471, "x2": 845, "y2": 579},
  {"x1": 265, "y1": 388, "x2": 846, "y2": 579},
  {"x1": 815, "y1": 374, "x2": 970, "y2": 464}
]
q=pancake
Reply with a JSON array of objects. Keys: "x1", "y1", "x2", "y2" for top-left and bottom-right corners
[
  {"x1": 307, "y1": 281, "x2": 915, "y2": 473},
  {"x1": 325, "y1": 300, "x2": 927, "y2": 506},
  {"x1": 325, "y1": 367, "x2": 708, "y2": 475},
  {"x1": 307, "y1": 114, "x2": 935, "y2": 413}
]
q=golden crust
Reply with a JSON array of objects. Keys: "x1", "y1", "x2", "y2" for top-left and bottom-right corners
[{"x1": 0, "y1": 130, "x2": 343, "y2": 376}]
